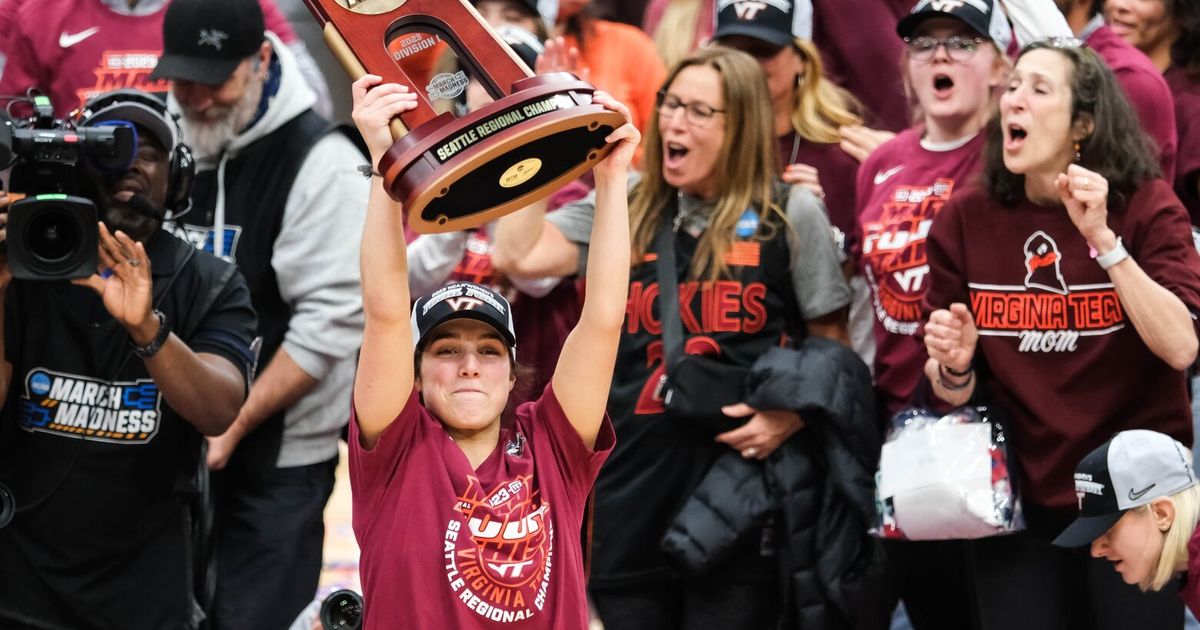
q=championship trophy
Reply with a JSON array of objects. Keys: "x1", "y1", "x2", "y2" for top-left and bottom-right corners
[{"x1": 303, "y1": 0, "x2": 625, "y2": 233}]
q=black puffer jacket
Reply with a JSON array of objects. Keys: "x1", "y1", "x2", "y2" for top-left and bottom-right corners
[{"x1": 661, "y1": 337, "x2": 881, "y2": 629}]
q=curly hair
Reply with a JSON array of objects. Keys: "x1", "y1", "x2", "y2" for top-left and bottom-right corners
[{"x1": 982, "y1": 41, "x2": 1161, "y2": 209}]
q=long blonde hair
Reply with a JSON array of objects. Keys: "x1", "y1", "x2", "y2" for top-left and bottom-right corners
[
  {"x1": 1146, "y1": 484, "x2": 1200, "y2": 591},
  {"x1": 652, "y1": 0, "x2": 704, "y2": 73},
  {"x1": 789, "y1": 38, "x2": 864, "y2": 144},
  {"x1": 630, "y1": 46, "x2": 783, "y2": 281}
]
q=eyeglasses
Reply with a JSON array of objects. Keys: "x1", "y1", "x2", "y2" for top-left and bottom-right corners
[
  {"x1": 1021, "y1": 36, "x2": 1085, "y2": 53},
  {"x1": 904, "y1": 35, "x2": 987, "y2": 62},
  {"x1": 655, "y1": 91, "x2": 726, "y2": 128}
]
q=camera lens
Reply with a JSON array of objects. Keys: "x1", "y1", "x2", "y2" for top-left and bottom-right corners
[
  {"x1": 26, "y1": 208, "x2": 81, "y2": 263},
  {"x1": 319, "y1": 589, "x2": 363, "y2": 630}
]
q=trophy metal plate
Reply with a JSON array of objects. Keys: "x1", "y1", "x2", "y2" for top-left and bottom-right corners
[{"x1": 304, "y1": 0, "x2": 624, "y2": 233}]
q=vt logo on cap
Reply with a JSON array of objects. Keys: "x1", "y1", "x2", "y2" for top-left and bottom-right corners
[
  {"x1": 447, "y1": 297, "x2": 485, "y2": 312},
  {"x1": 733, "y1": 1, "x2": 771, "y2": 20}
]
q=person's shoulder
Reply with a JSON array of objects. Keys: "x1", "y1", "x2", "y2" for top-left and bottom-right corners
[
  {"x1": 857, "y1": 127, "x2": 919, "y2": 184},
  {"x1": 1166, "y1": 67, "x2": 1200, "y2": 104},
  {"x1": 1128, "y1": 177, "x2": 1179, "y2": 209},
  {"x1": 593, "y1": 18, "x2": 658, "y2": 51},
  {"x1": 864, "y1": 127, "x2": 921, "y2": 164},
  {"x1": 1089, "y1": 27, "x2": 1168, "y2": 82}
]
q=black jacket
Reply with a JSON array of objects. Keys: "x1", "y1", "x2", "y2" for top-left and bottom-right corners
[{"x1": 661, "y1": 337, "x2": 881, "y2": 629}]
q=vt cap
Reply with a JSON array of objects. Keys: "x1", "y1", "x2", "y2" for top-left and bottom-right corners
[
  {"x1": 897, "y1": 0, "x2": 1013, "y2": 52},
  {"x1": 712, "y1": 0, "x2": 814, "y2": 48},
  {"x1": 412, "y1": 282, "x2": 517, "y2": 356}
]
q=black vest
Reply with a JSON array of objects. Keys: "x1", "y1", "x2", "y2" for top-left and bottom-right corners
[
  {"x1": 591, "y1": 190, "x2": 804, "y2": 586},
  {"x1": 179, "y1": 109, "x2": 331, "y2": 476}
]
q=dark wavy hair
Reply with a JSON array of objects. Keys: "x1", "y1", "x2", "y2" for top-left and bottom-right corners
[
  {"x1": 982, "y1": 40, "x2": 1161, "y2": 209},
  {"x1": 1169, "y1": 0, "x2": 1200, "y2": 75}
]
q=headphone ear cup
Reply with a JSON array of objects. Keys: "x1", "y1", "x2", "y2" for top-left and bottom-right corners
[{"x1": 167, "y1": 143, "x2": 196, "y2": 217}]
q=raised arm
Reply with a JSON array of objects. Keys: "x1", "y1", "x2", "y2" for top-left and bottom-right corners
[
  {"x1": 550, "y1": 93, "x2": 639, "y2": 448},
  {"x1": 489, "y1": 196, "x2": 580, "y2": 278},
  {"x1": 349, "y1": 76, "x2": 420, "y2": 448},
  {"x1": 71, "y1": 224, "x2": 248, "y2": 435},
  {"x1": 1059, "y1": 167, "x2": 1199, "y2": 369}
]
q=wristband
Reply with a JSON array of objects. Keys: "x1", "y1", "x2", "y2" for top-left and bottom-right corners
[
  {"x1": 936, "y1": 368, "x2": 974, "y2": 391},
  {"x1": 940, "y1": 362, "x2": 973, "y2": 378},
  {"x1": 1095, "y1": 237, "x2": 1130, "y2": 270},
  {"x1": 130, "y1": 309, "x2": 169, "y2": 359}
]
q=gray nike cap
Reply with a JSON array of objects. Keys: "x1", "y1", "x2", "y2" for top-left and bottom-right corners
[{"x1": 1054, "y1": 430, "x2": 1196, "y2": 547}]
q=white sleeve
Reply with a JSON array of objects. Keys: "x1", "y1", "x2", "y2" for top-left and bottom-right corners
[
  {"x1": 998, "y1": 0, "x2": 1074, "y2": 48},
  {"x1": 273, "y1": 133, "x2": 369, "y2": 380},
  {"x1": 407, "y1": 231, "x2": 469, "y2": 296},
  {"x1": 507, "y1": 274, "x2": 562, "y2": 298}
]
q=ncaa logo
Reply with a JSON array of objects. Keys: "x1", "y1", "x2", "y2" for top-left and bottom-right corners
[{"x1": 29, "y1": 371, "x2": 51, "y2": 397}]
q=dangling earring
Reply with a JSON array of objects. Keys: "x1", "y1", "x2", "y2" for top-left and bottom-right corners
[
  {"x1": 1074, "y1": 141, "x2": 1081, "y2": 163},
  {"x1": 795, "y1": 73, "x2": 806, "y2": 89}
]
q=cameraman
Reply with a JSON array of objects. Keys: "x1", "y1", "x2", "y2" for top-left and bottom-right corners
[{"x1": 0, "y1": 90, "x2": 257, "y2": 629}]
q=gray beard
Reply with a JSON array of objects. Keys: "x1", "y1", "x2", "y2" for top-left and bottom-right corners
[{"x1": 180, "y1": 74, "x2": 265, "y2": 161}]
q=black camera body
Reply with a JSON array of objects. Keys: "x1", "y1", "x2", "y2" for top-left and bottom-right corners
[{"x1": 2, "y1": 94, "x2": 136, "y2": 280}]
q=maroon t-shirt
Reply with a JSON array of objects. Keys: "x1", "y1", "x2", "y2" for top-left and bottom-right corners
[
  {"x1": 1086, "y1": 25, "x2": 1178, "y2": 182},
  {"x1": 855, "y1": 128, "x2": 985, "y2": 417},
  {"x1": 924, "y1": 179, "x2": 1200, "y2": 511},
  {"x1": 1183, "y1": 524, "x2": 1200, "y2": 618},
  {"x1": 349, "y1": 386, "x2": 615, "y2": 629},
  {"x1": 781, "y1": 133, "x2": 860, "y2": 254},
  {"x1": 0, "y1": 0, "x2": 298, "y2": 117},
  {"x1": 1166, "y1": 66, "x2": 1200, "y2": 225}
]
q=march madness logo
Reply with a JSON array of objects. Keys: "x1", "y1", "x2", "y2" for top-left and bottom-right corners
[
  {"x1": 18, "y1": 368, "x2": 162, "y2": 444},
  {"x1": 969, "y1": 231, "x2": 1125, "y2": 353},
  {"x1": 75, "y1": 50, "x2": 171, "y2": 111},
  {"x1": 443, "y1": 474, "x2": 553, "y2": 623},
  {"x1": 861, "y1": 179, "x2": 954, "y2": 334}
]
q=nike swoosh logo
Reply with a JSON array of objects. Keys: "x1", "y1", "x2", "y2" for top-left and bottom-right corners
[
  {"x1": 1128, "y1": 483, "x2": 1157, "y2": 501},
  {"x1": 874, "y1": 165, "x2": 904, "y2": 186},
  {"x1": 59, "y1": 27, "x2": 100, "y2": 49}
]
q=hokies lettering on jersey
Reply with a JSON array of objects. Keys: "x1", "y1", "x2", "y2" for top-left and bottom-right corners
[
  {"x1": 624, "y1": 280, "x2": 769, "y2": 337},
  {"x1": 862, "y1": 178, "x2": 955, "y2": 335},
  {"x1": 444, "y1": 470, "x2": 554, "y2": 623},
  {"x1": 969, "y1": 231, "x2": 1125, "y2": 353},
  {"x1": 76, "y1": 50, "x2": 171, "y2": 111},
  {"x1": 17, "y1": 368, "x2": 162, "y2": 444}
]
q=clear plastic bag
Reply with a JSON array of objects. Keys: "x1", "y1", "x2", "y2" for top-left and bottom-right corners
[{"x1": 872, "y1": 405, "x2": 1023, "y2": 540}]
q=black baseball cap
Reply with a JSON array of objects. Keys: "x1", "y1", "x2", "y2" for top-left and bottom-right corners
[
  {"x1": 1054, "y1": 430, "x2": 1197, "y2": 548},
  {"x1": 496, "y1": 24, "x2": 544, "y2": 70},
  {"x1": 150, "y1": 0, "x2": 266, "y2": 86},
  {"x1": 79, "y1": 89, "x2": 178, "y2": 156},
  {"x1": 713, "y1": 0, "x2": 813, "y2": 48},
  {"x1": 896, "y1": 0, "x2": 1013, "y2": 50},
  {"x1": 411, "y1": 282, "x2": 517, "y2": 357}
]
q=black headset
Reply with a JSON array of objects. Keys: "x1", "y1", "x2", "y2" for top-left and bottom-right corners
[{"x1": 76, "y1": 89, "x2": 196, "y2": 220}]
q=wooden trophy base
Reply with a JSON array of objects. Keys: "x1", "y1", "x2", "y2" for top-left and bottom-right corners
[{"x1": 378, "y1": 73, "x2": 624, "y2": 233}]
